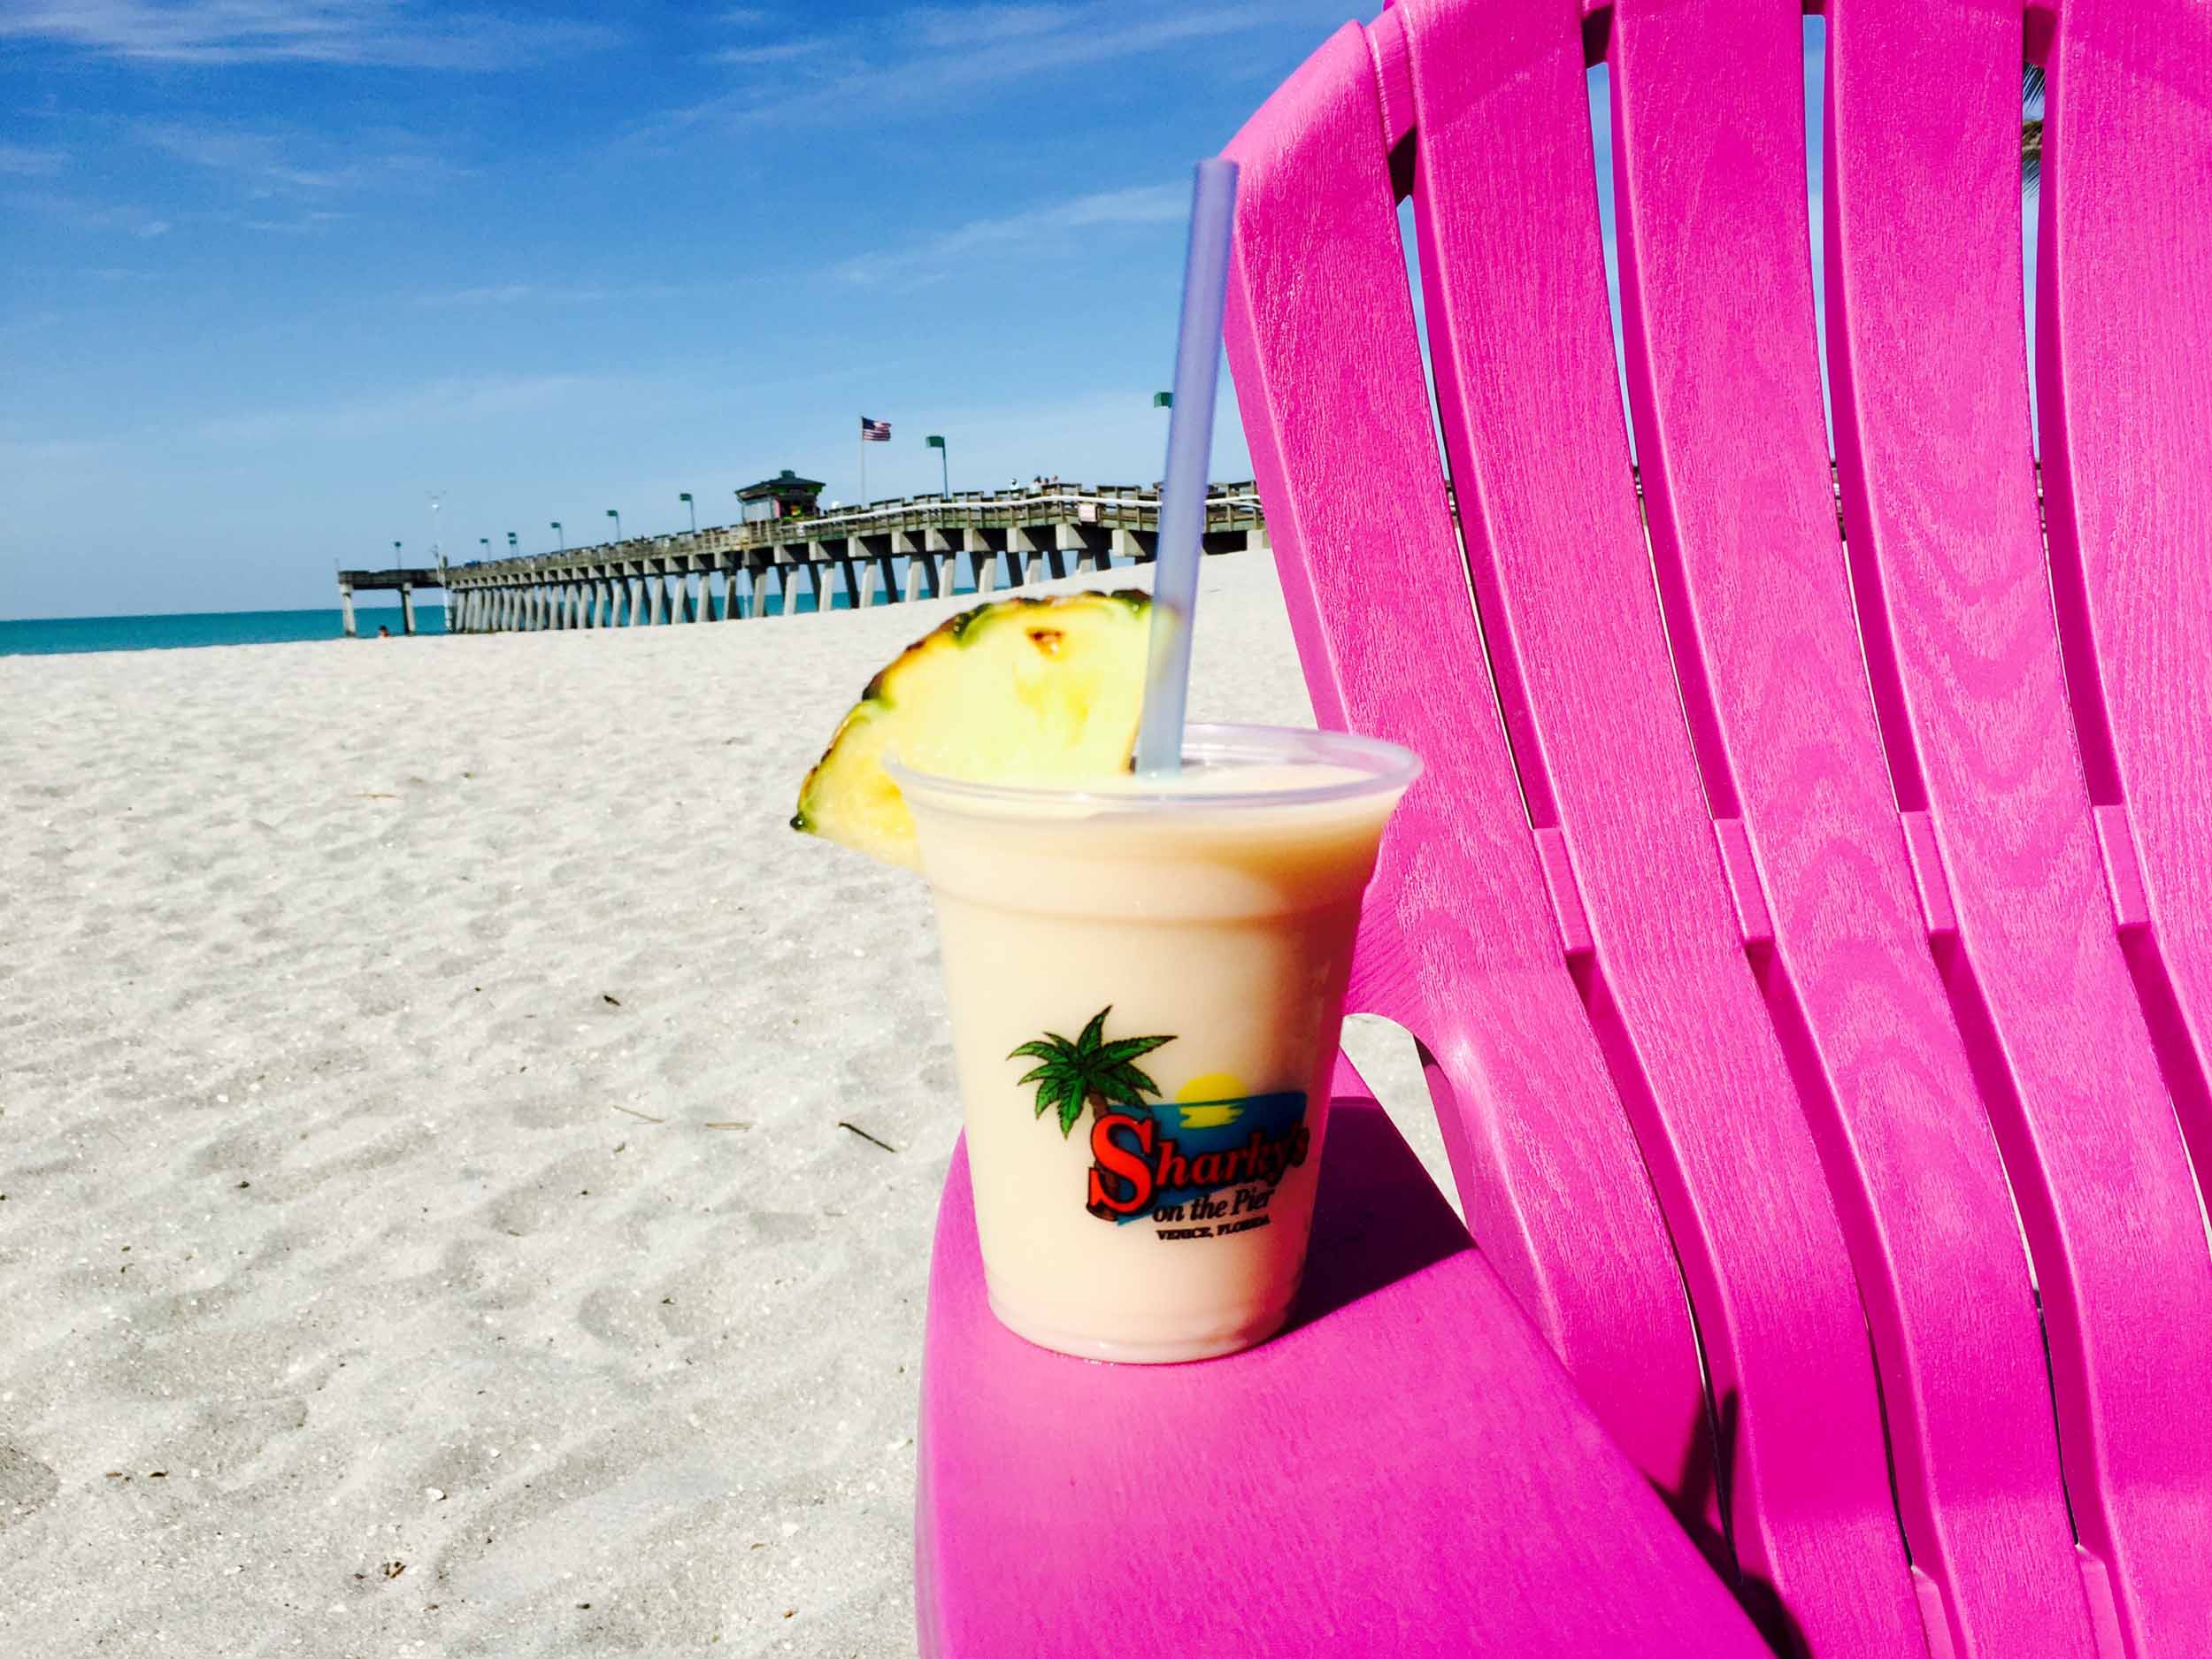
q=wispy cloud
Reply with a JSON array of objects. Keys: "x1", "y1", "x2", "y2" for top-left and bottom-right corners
[
  {"x1": 139, "y1": 121, "x2": 345, "y2": 189},
  {"x1": 0, "y1": 308, "x2": 66, "y2": 342},
  {"x1": 908, "y1": 2, "x2": 1277, "y2": 77},
  {"x1": 107, "y1": 208, "x2": 171, "y2": 237},
  {"x1": 0, "y1": 141, "x2": 65, "y2": 175},
  {"x1": 906, "y1": 5, "x2": 1079, "y2": 49},
  {"x1": 242, "y1": 209, "x2": 350, "y2": 234},
  {"x1": 423, "y1": 283, "x2": 581, "y2": 307},
  {"x1": 418, "y1": 282, "x2": 546, "y2": 308},
  {"x1": 657, "y1": 1, "x2": 1278, "y2": 132},
  {"x1": 191, "y1": 373, "x2": 621, "y2": 444},
  {"x1": 11, "y1": 192, "x2": 172, "y2": 237},
  {"x1": 709, "y1": 38, "x2": 826, "y2": 65},
  {"x1": 0, "y1": 434, "x2": 113, "y2": 469},
  {"x1": 414, "y1": 280, "x2": 709, "y2": 309},
  {"x1": 0, "y1": 1, "x2": 616, "y2": 69},
  {"x1": 838, "y1": 182, "x2": 1186, "y2": 287},
  {"x1": 134, "y1": 120, "x2": 466, "y2": 201},
  {"x1": 718, "y1": 6, "x2": 772, "y2": 22}
]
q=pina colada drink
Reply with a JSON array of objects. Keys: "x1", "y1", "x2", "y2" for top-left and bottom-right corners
[
  {"x1": 792, "y1": 594, "x2": 1417, "y2": 1362},
  {"x1": 895, "y1": 732, "x2": 1416, "y2": 1362}
]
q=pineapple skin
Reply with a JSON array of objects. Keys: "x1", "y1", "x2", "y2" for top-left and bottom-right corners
[{"x1": 791, "y1": 589, "x2": 1151, "y2": 868}]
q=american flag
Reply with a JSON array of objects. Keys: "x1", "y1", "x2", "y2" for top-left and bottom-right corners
[{"x1": 859, "y1": 416, "x2": 892, "y2": 442}]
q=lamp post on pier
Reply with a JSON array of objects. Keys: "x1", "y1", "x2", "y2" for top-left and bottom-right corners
[
  {"x1": 479, "y1": 537, "x2": 490, "y2": 560},
  {"x1": 551, "y1": 521, "x2": 564, "y2": 549},
  {"x1": 606, "y1": 508, "x2": 622, "y2": 541},
  {"x1": 382, "y1": 543, "x2": 402, "y2": 636},
  {"x1": 680, "y1": 492, "x2": 695, "y2": 533},
  {"x1": 926, "y1": 434, "x2": 949, "y2": 497},
  {"x1": 507, "y1": 532, "x2": 518, "y2": 551}
]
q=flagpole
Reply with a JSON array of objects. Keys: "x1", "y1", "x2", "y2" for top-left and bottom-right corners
[{"x1": 859, "y1": 425, "x2": 867, "y2": 506}]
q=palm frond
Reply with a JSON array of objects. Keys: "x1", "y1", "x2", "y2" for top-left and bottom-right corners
[
  {"x1": 1010, "y1": 1013, "x2": 1178, "y2": 1134},
  {"x1": 1095, "y1": 1034, "x2": 1173, "y2": 1065},
  {"x1": 1109, "y1": 1062, "x2": 1162, "y2": 1099},
  {"x1": 1092, "y1": 1075, "x2": 1147, "y2": 1109},
  {"x1": 1031, "y1": 1072, "x2": 1070, "y2": 1121}
]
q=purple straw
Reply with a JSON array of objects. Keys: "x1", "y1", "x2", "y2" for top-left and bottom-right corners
[{"x1": 1134, "y1": 157, "x2": 1240, "y2": 776}]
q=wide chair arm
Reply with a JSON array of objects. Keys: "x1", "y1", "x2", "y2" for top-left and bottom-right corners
[{"x1": 915, "y1": 1053, "x2": 1768, "y2": 1655}]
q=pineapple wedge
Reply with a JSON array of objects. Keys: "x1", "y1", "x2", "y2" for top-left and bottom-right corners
[{"x1": 792, "y1": 589, "x2": 1152, "y2": 869}]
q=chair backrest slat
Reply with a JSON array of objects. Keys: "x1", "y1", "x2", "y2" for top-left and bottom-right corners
[
  {"x1": 1230, "y1": 0, "x2": 2212, "y2": 1645},
  {"x1": 1223, "y1": 19, "x2": 1708, "y2": 1510},
  {"x1": 2040, "y1": 0, "x2": 2212, "y2": 1204},
  {"x1": 1394, "y1": 0, "x2": 1920, "y2": 1647},
  {"x1": 1608, "y1": 2, "x2": 2098, "y2": 1652},
  {"x1": 1826, "y1": 0, "x2": 2212, "y2": 1646}
]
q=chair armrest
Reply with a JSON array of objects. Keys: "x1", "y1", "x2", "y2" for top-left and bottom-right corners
[{"x1": 916, "y1": 1054, "x2": 1767, "y2": 1656}]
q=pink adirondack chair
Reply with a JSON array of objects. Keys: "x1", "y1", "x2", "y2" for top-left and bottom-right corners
[{"x1": 915, "y1": 1, "x2": 2212, "y2": 1654}]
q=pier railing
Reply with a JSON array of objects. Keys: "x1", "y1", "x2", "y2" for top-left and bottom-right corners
[{"x1": 374, "y1": 480, "x2": 1267, "y2": 635}]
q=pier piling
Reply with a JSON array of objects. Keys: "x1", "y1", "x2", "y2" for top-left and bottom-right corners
[
  {"x1": 403, "y1": 482, "x2": 1263, "y2": 637},
  {"x1": 330, "y1": 567, "x2": 438, "y2": 638}
]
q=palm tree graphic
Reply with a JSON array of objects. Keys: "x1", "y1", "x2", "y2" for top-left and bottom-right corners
[{"x1": 1010, "y1": 1007, "x2": 1176, "y2": 1137}]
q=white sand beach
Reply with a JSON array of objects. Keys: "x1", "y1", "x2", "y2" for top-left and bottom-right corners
[{"x1": 0, "y1": 551, "x2": 1445, "y2": 1657}]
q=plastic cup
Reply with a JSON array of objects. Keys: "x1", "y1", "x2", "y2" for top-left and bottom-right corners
[{"x1": 889, "y1": 723, "x2": 1420, "y2": 1363}]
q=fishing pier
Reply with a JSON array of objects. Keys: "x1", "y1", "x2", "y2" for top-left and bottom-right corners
[
  {"x1": 336, "y1": 481, "x2": 1267, "y2": 634},
  {"x1": 335, "y1": 566, "x2": 442, "y2": 638}
]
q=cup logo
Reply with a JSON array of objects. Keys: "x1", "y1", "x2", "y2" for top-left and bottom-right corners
[{"x1": 1010, "y1": 1008, "x2": 1310, "y2": 1234}]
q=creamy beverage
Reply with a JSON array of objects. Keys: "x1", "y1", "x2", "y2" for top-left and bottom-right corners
[{"x1": 892, "y1": 725, "x2": 1417, "y2": 1363}]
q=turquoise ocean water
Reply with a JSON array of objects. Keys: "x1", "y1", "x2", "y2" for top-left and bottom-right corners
[
  {"x1": 0, "y1": 580, "x2": 1005, "y2": 657},
  {"x1": 0, "y1": 606, "x2": 449, "y2": 657}
]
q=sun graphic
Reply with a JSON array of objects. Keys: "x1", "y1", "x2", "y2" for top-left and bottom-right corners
[{"x1": 1173, "y1": 1071, "x2": 1248, "y2": 1128}]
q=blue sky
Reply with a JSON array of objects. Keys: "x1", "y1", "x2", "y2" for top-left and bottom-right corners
[
  {"x1": 1, "y1": 1, "x2": 1357, "y2": 618},
  {"x1": 0, "y1": 8, "x2": 2033, "y2": 622}
]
